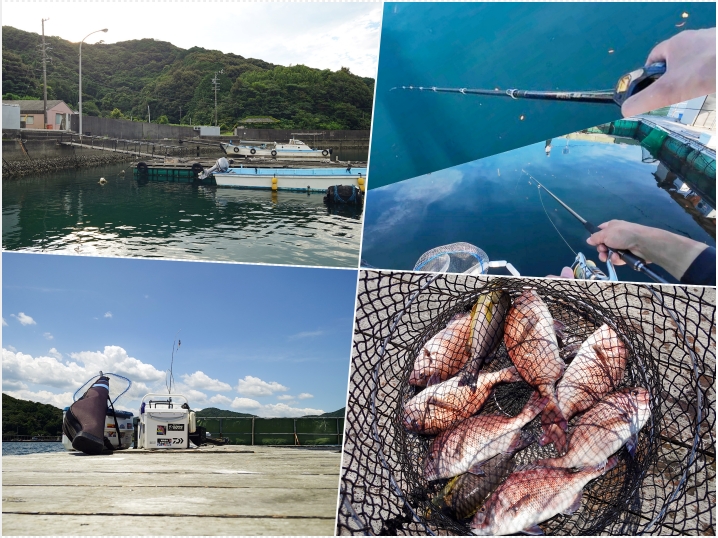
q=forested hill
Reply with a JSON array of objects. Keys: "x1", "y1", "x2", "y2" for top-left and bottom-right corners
[
  {"x1": 2, "y1": 26, "x2": 374, "y2": 130},
  {"x1": 2, "y1": 393, "x2": 64, "y2": 437}
]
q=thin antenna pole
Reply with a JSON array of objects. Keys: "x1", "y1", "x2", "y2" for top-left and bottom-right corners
[{"x1": 41, "y1": 18, "x2": 49, "y2": 129}]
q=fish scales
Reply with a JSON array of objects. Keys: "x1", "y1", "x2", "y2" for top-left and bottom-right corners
[
  {"x1": 543, "y1": 324, "x2": 628, "y2": 452},
  {"x1": 471, "y1": 457, "x2": 619, "y2": 535},
  {"x1": 540, "y1": 387, "x2": 651, "y2": 469},
  {"x1": 409, "y1": 312, "x2": 472, "y2": 387},
  {"x1": 424, "y1": 394, "x2": 545, "y2": 481},
  {"x1": 403, "y1": 366, "x2": 522, "y2": 435},
  {"x1": 503, "y1": 290, "x2": 567, "y2": 447},
  {"x1": 435, "y1": 451, "x2": 520, "y2": 520}
]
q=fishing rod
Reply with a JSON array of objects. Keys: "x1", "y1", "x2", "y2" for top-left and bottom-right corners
[
  {"x1": 522, "y1": 170, "x2": 669, "y2": 284},
  {"x1": 392, "y1": 63, "x2": 666, "y2": 107}
]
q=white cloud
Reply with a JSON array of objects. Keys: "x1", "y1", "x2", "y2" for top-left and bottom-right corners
[
  {"x1": 259, "y1": 403, "x2": 325, "y2": 418},
  {"x1": 209, "y1": 394, "x2": 233, "y2": 406},
  {"x1": 104, "y1": 312, "x2": 113, "y2": 318},
  {"x1": 70, "y1": 346, "x2": 165, "y2": 383},
  {"x1": 6, "y1": 345, "x2": 17, "y2": 352},
  {"x1": 3, "y1": 348, "x2": 88, "y2": 389},
  {"x1": 48, "y1": 348, "x2": 63, "y2": 360},
  {"x1": 2, "y1": 317, "x2": 7, "y2": 326},
  {"x1": 290, "y1": 330, "x2": 325, "y2": 339},
  {"x1": 12, "y1": 312, "x2": 36, "y2": 326},
  {"x1": 229, "y1": 397, "x2": 324, "y2": 418},
  {"x1": 297, "y1": 393, "x2": 314, "y2": 400},
  {"x1": 43, "y1": 332, "x2": 54, "y2": 340},
  {"x1": 4, "y1": 389, "x2": 74, "y2": 409},
  {"x1": 230, "y1": 397, "x2": 263, "y2": 411},
  {"x1": 181, "y1": 371, "x2": 232, "y2": 392},
  {"x1": 276, "y1": 394, "x2": 294, "y2": 401},
  {"x1": 236, "y1": 375, "x2": 288, "y2": 397},
  {"x1": 2, "y1": 379, "x2": 28, "y2": 391}
]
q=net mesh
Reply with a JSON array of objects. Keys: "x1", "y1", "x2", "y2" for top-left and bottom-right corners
[
  {"x1": 338, "y1": 272, "x2": 715, "y2": 535},
  {"x1": 413, "y1": 243, "x2": 489, "y2": 274}
]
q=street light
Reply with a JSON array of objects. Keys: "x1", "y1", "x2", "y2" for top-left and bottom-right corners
[{"x1": 79, "y1": 28, "x2": 107, "y2": 139}]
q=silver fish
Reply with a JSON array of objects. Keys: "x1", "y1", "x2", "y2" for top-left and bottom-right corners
[
  {"x1": 403, "y1": 366, "x2": 522, "y2": 435},
  {"x1": 409, "y1": 312, "x2": 472, "y2": 387},
  {"x1": 504, "y1": 290, "x2": 567, "y2": 449},
  {"x1": 424, "y1": 394, "x2": 546, "y2": 481},
  {"x1": 471, "y1": 456, "x2": 619, "y2": 535},
  {"x1": 538, "y1": 387, "x2": 650, "y2": 469},
  {"x1": 541, "y1": 324, "x2": 628, "y2": 452}
]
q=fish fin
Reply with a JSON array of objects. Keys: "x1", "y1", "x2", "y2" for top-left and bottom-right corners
[
  {"x1": 457, "y1": 354, "x2": 484, "y2": 387},
  {"x1": 507, "y1": 431, "x2": 531, "y2": 453},
  {"x1": 509, "y1": 493, "x2": 531, "y2": 514},
  {"x1": 426, "y1": 372, "x2": 442, "y2": 387},
  {"x1": 521, "y1": 524, "x2": 544, "y2": 535},
  {"x1": 467, "y1": 461, "x2": 486, "y2": 476},
  {"x1": 500, "y1": 365, "x2": 523, "y2": 384},
  {"x1": 540, "y1": 424, "x2": 569, "y2": 453},
  {"x1": 592, "y1": 343, "x2": 609, "y2": 362},
  {"x1": 511, "y1": 315, "x2": 538, "y2": 344},
  {"x1": 540, "y1": 391, "x2": 568, "y2": 449},
  {"x1": 562, "y1": 490, "x2": 583, "y2": 515},
  {"x1": 604, "y1": 455, "x2": 620, "y2": 472},
  {"x1": 553, "y1": 319, "x2": 566, "y2": 340},
  {"x1": 626, "y1": 434, "x2": 638, "y2": 458}
]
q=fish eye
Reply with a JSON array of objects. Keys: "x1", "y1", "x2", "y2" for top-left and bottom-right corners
[{"x1": 632, "y1": 390, "x2": 639, "y2": 395}]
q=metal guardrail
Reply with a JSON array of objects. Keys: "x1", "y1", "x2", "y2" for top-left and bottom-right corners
[
  {"x1": 196, "y1": 416, "x2": 345, "y2": 446},
  {"x1": 59, "y1": 133, "x2": 214, "y2": 159}
]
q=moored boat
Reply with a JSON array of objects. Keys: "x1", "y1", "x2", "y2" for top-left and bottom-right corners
[
  {"x1": 220, "y1": 138, "x2": 332, "y2": 160},
  {"x1": 213, "y1": 165, "x2": 367, "y2": 192}
]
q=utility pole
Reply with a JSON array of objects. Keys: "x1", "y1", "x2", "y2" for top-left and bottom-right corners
[
  {"x1": 179, "y1": 105, "x2": 182, "y2": 125},
  {"x1": 148, "y1": 104, "x2": 151, "y2": 123},
  {"x1": 212, "y1": 69, "x2": 223, "y2": 127},
  {"x1": 41, "y1": 18, "x2": 49, "y2": 129}
]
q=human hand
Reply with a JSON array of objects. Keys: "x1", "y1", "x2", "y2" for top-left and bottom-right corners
[
  {"x1": 546, "y1": 267, "x2": 576, "y2": 279},
  {"x1": 621, "y1": 27, "x2": 716, "y2": 117},
  {"x1": 585, "y1": 220, "x2": 653, "y2": 265}
]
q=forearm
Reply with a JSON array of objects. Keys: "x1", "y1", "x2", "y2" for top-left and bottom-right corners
[{"x1": 634, "y1": 227, "x2": 710, "y2": 280}]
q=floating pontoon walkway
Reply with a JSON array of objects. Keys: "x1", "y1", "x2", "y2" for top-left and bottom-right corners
[{"x1": 2, "y1": 445, "x2": 341, "y2": 535}]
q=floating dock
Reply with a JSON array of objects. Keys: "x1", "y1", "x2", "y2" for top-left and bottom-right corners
[{"x1": 2, "y1": 445, "x2": 341, "y2": 536}]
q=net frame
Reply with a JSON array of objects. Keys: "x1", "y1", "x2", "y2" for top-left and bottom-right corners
[{"x1": 338, "y1": 271, "x2": 715, "y2": 535}]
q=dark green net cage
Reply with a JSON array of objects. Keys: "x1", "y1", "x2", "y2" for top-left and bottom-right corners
[{"x1": 337, "y1": 271, "x2": 715, "y2": 535}]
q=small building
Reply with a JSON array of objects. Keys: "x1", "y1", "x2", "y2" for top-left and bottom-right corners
[
  {"x1": 1, "y1": 100, "x2": 75, "y2": 130},
  {"x1": 234, "y1": 117, "x2": 279, "y2": 134},
  {"x1": 193, "y1": 126, "x2": 220, "y2": 137},
  {"x1": 2, "y1": 103, "x2": 21, "y2": 130}
]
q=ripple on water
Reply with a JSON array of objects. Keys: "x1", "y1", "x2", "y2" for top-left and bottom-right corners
[{"x1": 2, "y1": 163, "x2": 363, "y2": 267}]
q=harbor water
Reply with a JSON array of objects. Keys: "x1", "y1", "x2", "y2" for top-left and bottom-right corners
[
  {"x1": 3, "y1": 442, "x2": 65, "y2": 456},
  {"x1": 361, "y1": 136, "x2": 716, "y2": 283},
  {"x1": 2, "y1": 163, "x2": 363, "y2": 267}
]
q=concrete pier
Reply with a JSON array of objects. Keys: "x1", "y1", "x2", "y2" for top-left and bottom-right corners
[{"x1": 2, "y1": 445, "x2": 341, "y2": 535}]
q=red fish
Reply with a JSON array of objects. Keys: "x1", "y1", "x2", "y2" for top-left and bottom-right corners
[
  {"x1": 504, "y1": 290, "x2": 567, "y2": 449},
  {"x1": 409, "y1": 312, "x2": 472, "y2": 387},
  {"x1": 541, "y1": 324, "x2": 628, "y2": 452}
]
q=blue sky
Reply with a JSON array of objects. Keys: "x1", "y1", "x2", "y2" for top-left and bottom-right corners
[
  {"x1": 1, "y1": 2, "x2": 381, "y2": 78},
  {"x1": 2, "y1": 253, "x2": 357, "y2": 416}
]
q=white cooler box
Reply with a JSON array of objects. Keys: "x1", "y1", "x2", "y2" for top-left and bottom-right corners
[{"x1": 137, "y1": 394, "x2": 191, "y2": 449}]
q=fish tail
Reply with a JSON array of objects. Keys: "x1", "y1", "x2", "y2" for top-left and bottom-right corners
[
  {"x1": 521, "y1": 391, "x2": 548, "y2": 421},
  {"x1": 540, "y1": 390, "x2": 567, "y2": 449},
  {"x1": 500, "y1": 365, "x2": 523, "y2": 384}
]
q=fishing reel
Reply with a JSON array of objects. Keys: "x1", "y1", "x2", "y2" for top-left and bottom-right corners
[
  {"x1": 572, "y1": 252, "x2": 618, "y2": 281},
  {"x1": 613, "y1": 62, "x2": 666, "y2": 107}
]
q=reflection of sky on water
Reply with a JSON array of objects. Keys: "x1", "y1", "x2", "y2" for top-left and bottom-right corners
[{"x1": 362, "y1": 137, "x2": 715, "y2": 282}]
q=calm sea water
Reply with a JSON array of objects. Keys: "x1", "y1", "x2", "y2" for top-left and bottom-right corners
[
  {"x1": 370, "y1": 2, "x2": 716, "y2": 188},
  {"x1": 3, "y1": 442, "x2": 65, "y2": 456},
  {"x1": 361, "y1": 137, "x2": 716, "y2": 283},
  {"x1": 3, "y1": 163, "x2": 363, "y2": 267}
]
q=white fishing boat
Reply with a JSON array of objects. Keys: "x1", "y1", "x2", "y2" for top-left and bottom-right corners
[
  {"x1": 212, "y1": 164, "x2": 367, "y2": 192},
  {"x1": 220, "y1": 138, "x2": 332, "y2": 159}
]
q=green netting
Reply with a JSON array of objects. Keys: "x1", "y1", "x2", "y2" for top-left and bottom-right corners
[
  {"x1": 640, "y1": 128, "x2": 669, "y2": 155},
  {"x1": 196, "y1": 417, "x2": 344, "y2": 445},
  {"x1": 221, "y1": 418, "x2": 253, "y2": 433}
]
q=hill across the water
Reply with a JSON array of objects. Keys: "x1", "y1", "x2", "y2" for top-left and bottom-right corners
[
  {"x1": 2, "y1": 26, "x2": 374, "y2": 131},
  {"x1": 2, "y1": 393, "x2": 63, "y2": 437}
]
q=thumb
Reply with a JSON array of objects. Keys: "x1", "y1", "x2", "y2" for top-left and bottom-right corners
[{"x1": 621, "y1": 73, "x2": 678, "y2": 117}]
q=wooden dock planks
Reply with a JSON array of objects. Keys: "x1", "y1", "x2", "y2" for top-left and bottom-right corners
[{"x1": 2, "y1": 445, "x2": 341, "y2": 536}]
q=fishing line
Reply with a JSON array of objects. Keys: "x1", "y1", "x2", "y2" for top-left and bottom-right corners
[{"x1": 537, "y1": 186, "x2": 577, "y2": 256}]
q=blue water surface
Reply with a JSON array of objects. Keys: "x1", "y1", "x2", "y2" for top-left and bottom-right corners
[
  {"x1": 369, "y1": 2, "x2": 716, "y2": 189},
  {"x1": 361, "y1": 136, "x2": 715, "y2": 282}
]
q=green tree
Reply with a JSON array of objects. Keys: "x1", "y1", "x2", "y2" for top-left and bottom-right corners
[{"x1": 109, "y1": 107, "x2": 123, "y2": 119}]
